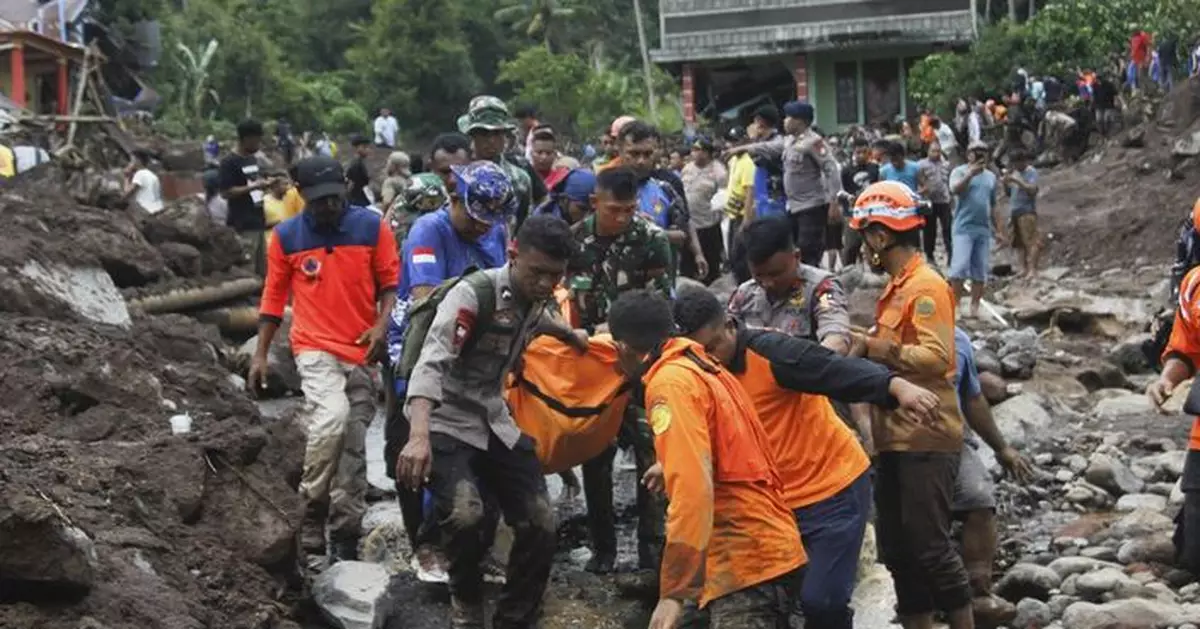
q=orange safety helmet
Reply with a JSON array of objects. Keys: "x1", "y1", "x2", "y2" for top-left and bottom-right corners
[
  {"x1": 849, "y1": 181, "x2": 926, "y2": 232},
  {"x1": 1192, "y1": 196, "x2": 1200, "y2": 227}
]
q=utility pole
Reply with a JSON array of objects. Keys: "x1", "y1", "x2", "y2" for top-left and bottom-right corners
[{"x1": 632, "y1": 0, "x2": 658, "y2": 122}]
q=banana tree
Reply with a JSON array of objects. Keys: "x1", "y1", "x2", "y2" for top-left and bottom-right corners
[
  {"x1": 494, "y1": 0, "x2": 576, "y2": 52},
  {"x1": 173, "y1": 39, "x2": 219, "y2": 129}
]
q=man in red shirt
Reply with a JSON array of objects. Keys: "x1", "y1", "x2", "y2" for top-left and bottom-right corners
[
  {"x1": 249, "y1": 155, "x2": 401, "y2": 566},
  {"x1": 1132, "y1": 30, "x2": 1153, "y2": 89}
]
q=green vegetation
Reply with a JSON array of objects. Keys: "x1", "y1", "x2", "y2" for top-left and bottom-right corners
[
  {"x1": 908, "y1": 0, "x2": 1200, "y2": 116},
  {"x1": 94, "y1": 0, "x2": 681, "y2": 143}
]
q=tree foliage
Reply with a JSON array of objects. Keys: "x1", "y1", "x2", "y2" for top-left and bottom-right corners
[
  {"x1": 103, "y1": 0, "x2": 678, "y2": 144},
  {"x1": 909, "y1": 0, "x2": 1200, "y2": 116}
]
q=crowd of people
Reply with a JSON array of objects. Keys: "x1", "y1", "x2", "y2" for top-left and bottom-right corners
[{"x1": 193, "y1": 88, "x2": 1103, "y2": 629}]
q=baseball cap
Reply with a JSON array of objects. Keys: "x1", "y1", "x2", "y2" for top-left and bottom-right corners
[
  {"x1": 691, "y1": 136, "x2": 715, "y2": 153},
  {"x1": 725, "y1": 126, "x2": 747, "y2": 143},
  {"x1": 610, "y1": 115, "x2": 637, "y2": 138},
  {"x1": 295, "y1": 156, "x2": 347, "y2": 202},
  {"x1": 783, "y1": 100, "x2": 815, "y2": 122},
  {"x1": 450, "y1": 161, "x2": 516, "y2": 224},
  {"x1": 562, "y1": 169, "x2": 596, "y2": 203}
]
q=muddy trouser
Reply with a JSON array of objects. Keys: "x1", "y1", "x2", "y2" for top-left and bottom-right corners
[
  {"x1": 728, "y1": 218, "x2": 751, "y2": 284},
  {"x1": 843, "y1": 228, "x2": 863, "y2": 266},
  {"x1": 428, "y1": 432, "x2": 556, "y2": 628},
  {"x1": 582, "y1": 400, "x2": 665, "y2": 568},
  {"x1": 295, "y1": 351, "x2": 375, "y2": 545},
  {"x1": 794, "y1": 471, "x2": 872, "y2": 629},
  {"x1": 696, "y1": 223, "x2": 725, "y2": 285},
  {"x1": 874, "y1": 451, "x2": 972, "y2": 616},
  {"x1": 789, "y1": 204, "x2": 830, "y2": 267},
  {"x1": 237, "y1": 229, "x2": 267, "y2": 277},
  {"x1": 922, "y1": 202, "x2": 953, "y2": 263},
  {"x1": 682, "y1": 569, "x2": 804, "y2": 629},
  {"x1": 1175, "y1": 450, "x2": 1200, "y2": 573},
  {"x1": 382, "y1": 365, "x2": 500, "y2": 553}
]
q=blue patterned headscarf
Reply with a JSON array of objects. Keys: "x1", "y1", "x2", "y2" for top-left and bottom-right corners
[{"x1": 450, "y1": 161, "x2": 516, "y2": 224}]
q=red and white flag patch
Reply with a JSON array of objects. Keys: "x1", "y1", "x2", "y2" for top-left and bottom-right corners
[{"x1": 412, "y1": 246, "x2": 437, "y2": 265}]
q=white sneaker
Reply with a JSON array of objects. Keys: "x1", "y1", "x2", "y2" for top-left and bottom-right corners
[{"x1": 411, "y1": 555, "x2": 449, "y2": 583}]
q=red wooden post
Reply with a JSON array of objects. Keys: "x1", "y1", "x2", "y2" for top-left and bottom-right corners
[
  {"x1": 795, "y1": 53, "x2": 809, "y2": 101},
  {"x1": 57, "y1": 58, "x2": 69, "y2": 115},
  {"x1": 682, "y1": 63, "x2": 696, "y2": 124},
  {"x1": 10, "y1": 41, "x2": 26, "y2": 108}
]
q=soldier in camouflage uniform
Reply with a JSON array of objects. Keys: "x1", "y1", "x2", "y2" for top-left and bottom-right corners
[
  {"x1": 566, "y1": 166, "x2": 671, "y2": 573},
  {"x1": 385, "y1": 172, "x2": 449, "y2": 247},
  {"x1": 458, "y1": 96, "x2": 547, "y2": 233}
]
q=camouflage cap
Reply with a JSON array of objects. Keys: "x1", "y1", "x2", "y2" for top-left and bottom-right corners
[
  {"x1": 460, "y1": 95, "x2": 516, "y2": 133},
  {"x1": 450, "y1": 161, "x2": 516, "y2": 224},
  {"x1": 404, "y1": 173, "x2": 449, "y2": 213}
]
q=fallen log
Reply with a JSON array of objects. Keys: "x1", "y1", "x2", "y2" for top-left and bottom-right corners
[
  {"x1": 127, "y1": 277, "x2": 262, "y2": 314},
  {"x1": 191, "y1": 305, "x2": 259, "y2": 336}
]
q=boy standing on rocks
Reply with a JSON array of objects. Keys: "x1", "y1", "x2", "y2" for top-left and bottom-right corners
[{"x1": 250, "y1": 155, "x2": 400, "y2": 566}]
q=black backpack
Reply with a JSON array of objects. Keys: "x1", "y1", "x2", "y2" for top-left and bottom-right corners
[{"x1": 395, "y1": 269, "x2": 496, "y2": 380}]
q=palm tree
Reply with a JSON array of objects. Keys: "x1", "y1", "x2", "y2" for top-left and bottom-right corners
[{"x1": 493, "y1": 0, "x2": 577, "y2": 52}]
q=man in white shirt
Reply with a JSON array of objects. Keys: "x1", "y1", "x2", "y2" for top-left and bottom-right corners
[
  {"x1": 932, "y1": 117, "x2": 959, "y2": 163},
  {"x1": 373, "y1": 108, "x2": 399, "y2": 148},
  {"x1": 125, "y1": 150, "x2": 164, "y2": 214}
]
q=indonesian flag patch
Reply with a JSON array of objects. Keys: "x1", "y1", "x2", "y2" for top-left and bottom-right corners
[{"x1": 412, "y1": 246, "x2": 437, "y2": 265}]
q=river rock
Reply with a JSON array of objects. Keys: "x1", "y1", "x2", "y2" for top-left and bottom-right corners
[
  {"x1": 1061, "y1": 598, "x2": 1196, "y2": 629},
  {"x1": 1079, "y1": 546, "x2": 1117, "y2": 562},
  {"x1": 974, "y1": 593, "x2": 1018, "y2": 629},
  {"x1": 1114, "y1": 493, "x2": 1168, "y2": 513},
  {"x1": 1107, "y1": 333, "x2": 1153, "y2": 375},
  {"x1": 1116, "y1": 535, "x2": 1176, "y2": 565},
  {"x1": 1076, "y1": 363, "x2": 1132, "y2": 392},
  {"x1": 997, "y1": 563, "x2": 1063, "y2": 602},
  {"x1": 1074, "y1": 568, "x2": 1137, "y2": 601},
  {"x1": 313, "y1": 561, "x2": 390, "y2": 629},
  {"x1": 1047, "y1": 557, "x2": 1122, "y2": 579},
  {"x1": 1137, "y1": 451, "x2": 1187, "y2": 481},
  {"x1": 1065, "y1": 454, "x2": 1089, "y2": 473},
  {"x1": 1094, "y1": 391, "x2": 1156, "y2": 418},
  {"x1": 1084, "y1": 453, "x2": 1145, "y2": 497},
  {"x1": 1013, "y1": 597, "x2": 1055, "y2": 629},
  {"x1": 992, "y1": 394, "x2": 1054, "y2": 449},
  {"x1": 234, "y1": 313, "x2": 300, "y2": 396},
  {"x1": 1107, "y1": 509, "x2": 1174, "y2": 538},
  {"x1": 998, "y1": 327, "x2": 1039, "y2": 380},
  {"x1": 976, "y1": 348, "x2": 1003, "y2": 375}
]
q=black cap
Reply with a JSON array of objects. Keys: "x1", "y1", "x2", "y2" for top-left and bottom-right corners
[
  {"x1": 725, "y1": 127, "x2": 746, "y2": 143},
  {"x1": 691, "y1": 136, "x2": 714, "y2": 153},
  {"x1": 295, "y1": 156, "x2": 346, "y2": 202}
]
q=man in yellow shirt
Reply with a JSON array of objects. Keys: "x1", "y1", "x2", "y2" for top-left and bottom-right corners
[
  {"x1": 0, "y1": 143, "x2": 15, "y2": 178},
  {"x1": 725, "y1": 126, "x2": 756, "y2": 283}
]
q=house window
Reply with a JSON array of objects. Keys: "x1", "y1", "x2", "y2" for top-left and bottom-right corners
[
  {"x1": 862, "y1": 58, "x2": 901, "y2": 125},
  {"x1": 834, "y1": 61, "x2": 859, "y2": 125}
]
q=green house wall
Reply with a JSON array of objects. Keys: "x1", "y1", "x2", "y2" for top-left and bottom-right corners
[{"x1": 808, "y1": 44, "x2": 941, "y2": 131}]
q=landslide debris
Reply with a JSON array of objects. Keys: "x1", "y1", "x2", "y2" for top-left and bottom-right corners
[{"x1": 0, "y1": 164, "x2": 308, "y2": 629}]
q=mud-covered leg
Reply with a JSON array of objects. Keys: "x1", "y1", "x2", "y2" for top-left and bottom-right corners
[
  {"x1": 427, "y1": 434, "x2": 488, "y2": 629},
  {"x1": 583, "y1": 445, "x2": 618, "y2": 573},
  {"x1": 327, "y1": 365, "x2": 375, "y2": 561}
]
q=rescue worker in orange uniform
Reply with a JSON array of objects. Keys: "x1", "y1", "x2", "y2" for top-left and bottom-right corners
[
  {"x1": 607, "y1": 289, "x2": 805, "y2": 629},
  {"x1": 668, "y1": 285, "x2": 940, "y2": 629},
  {"x1": 1146, "y1": 264, "x2": 1200, "y2": 573},
  {"x1": 847, "y1": 180, "x2": 974, "y2": 629}
]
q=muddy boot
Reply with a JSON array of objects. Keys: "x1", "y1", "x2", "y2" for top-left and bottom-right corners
[
  {"x1": 301, "y1": 501, "x2": 328, "y2": 569},
  {"x1": 450, "y1": 596, "x2": 486, "y2": 629}
]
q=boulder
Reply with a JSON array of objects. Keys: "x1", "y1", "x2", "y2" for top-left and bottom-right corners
[
  {"x1": 155, "y1": 242, "x2": 204, "y2": 278},
  {"x1": 1116, "y1": 535, "x2": 1176, "y2": 565},
  {"x1": 0, "y1": 495, "x2": 97, "y2": 601},
  {"x1": 1075, "y1": 363, "x2": 1132, "y2": 392},
  {"x1": 976, "y1": 348, "x2": 1004, "y2": 376},
  {"x1": 1061, "y1": 599, "x2": 1196, "y2": 629},
  {"x1": 1074, "y1": 568, "x2": 1138, "y2": 601},
  {"x1": 991, "y1": 394, "x2": 1054, "y2": 449},
  {"x1": 1108, "y1": 333, "x2": 1153, "y2": 375},
  {"x1": 1136, "y1": 451, "x2": 1187, "y2": 481},
  {"x1": 1094, "y1": 392, "x2": 1155, "y2": 419},
  {"x1": 1013, "y1": 598, "x2": 1055, "y2": 629},
  {"x1": 312, "y1": 561, "x2": 390, "y2": 629},
  {"x1": 1084, "y1": 453, "x2": 1145, "y2": 497},
  {"x1": 998, "y1": 327, "x2": 1039, "y2": 379},
  {"x1": 997, "y1": 563, "x2": 1063, "y2": 602},
  {"x1": 1107, "y1": 509, "x2": 1175, "y2": 538},
  {"x1": 1114, "y1": 493, "x2": 1168, "y2": 513},
  {"x1": 974, "y1": 593, "x2": 1018, "y2": 629},
  {"x1": 1047, "y1": 557, "x2": 1123, "y2": 580},
  {"x1": 8, "y1": 261, "x2": 132, "y2": 328},
  {"x1": 234, "y1": 313, "x2": 300, "y2": 396}
]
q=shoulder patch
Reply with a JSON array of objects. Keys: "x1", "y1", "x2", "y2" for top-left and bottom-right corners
[
  {"x1": 913, "y1": 295, "x2": 937, "y2": 318},
  {"x1": 453, "y1": 308, "x2": 476, "y2": 349},
  {"x1": 648, "y1": 402, "x2": 673, "y2": 436}
]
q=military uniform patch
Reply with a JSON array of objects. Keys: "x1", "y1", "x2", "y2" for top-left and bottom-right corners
[
  {"x1": 818, "y1": 292, "x2": 832, "y2": 311},
  {"x1": 914, "y1": 296, "x2": 936, "y2": 318},
  {"x1": 648, "y1": 402, "x2": 672, "y2": 435}
]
